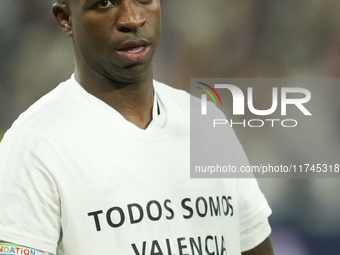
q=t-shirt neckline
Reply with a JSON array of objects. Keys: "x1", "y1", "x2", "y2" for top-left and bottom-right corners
[{"x1": 67, "y1": 74, "x2": 171, "y2": 141}]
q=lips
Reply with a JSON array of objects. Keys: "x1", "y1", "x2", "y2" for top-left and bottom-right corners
[{"x1": 116, "y1": 40, "x2": 150, "y2": 62}]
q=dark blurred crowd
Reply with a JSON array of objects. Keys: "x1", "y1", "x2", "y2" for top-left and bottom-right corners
[{"x1": 0, "y1": 0, "x2": 73, "y2": 130}]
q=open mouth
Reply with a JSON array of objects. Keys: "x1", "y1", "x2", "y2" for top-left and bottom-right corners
[
  {"x1": 117, "y1": 41, "x2": 151, "y2": 62},
  {"x1": 121, "y1": 46, "x2": 146, "y2": 54}
]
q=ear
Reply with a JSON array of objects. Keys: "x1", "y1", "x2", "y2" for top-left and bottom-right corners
[{"x1": 52, "y1": 3, "x2": 73, "y2": 36}]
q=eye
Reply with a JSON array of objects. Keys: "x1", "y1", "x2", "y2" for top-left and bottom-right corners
[
  {"x1": 137, "y1": 0, "x2": 152, "y2": 4},
  {"x1": 95, "y1": 0, "x2": 115, "y2": 8}
]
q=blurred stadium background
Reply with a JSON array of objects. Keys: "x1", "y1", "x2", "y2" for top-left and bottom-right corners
[{"x1": 1, "y1": 0, "x2": 340, "y2": 254}]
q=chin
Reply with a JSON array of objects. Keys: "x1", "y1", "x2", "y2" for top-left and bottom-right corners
[
  {"x1": 110, "y1": 65, "x2": 153, "y2": 86},
  {"x1": 125, "y1": 62, "x2": 153, "y2": 78}
]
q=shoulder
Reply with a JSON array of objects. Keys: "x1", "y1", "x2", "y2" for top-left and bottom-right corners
[
  {"x1": 153, "y1": 80, "x2": 190, "y2": 101},
  {"x1": 9, "y1": 76, "x2": 85, "y2": 139},
  {"x1": 153, "y1": 80, "x2": 202, "y2": 118}
]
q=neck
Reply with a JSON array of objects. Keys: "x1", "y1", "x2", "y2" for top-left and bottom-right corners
[{"x1": 74, "y1": 66, "x2": 155, "y2": 130}]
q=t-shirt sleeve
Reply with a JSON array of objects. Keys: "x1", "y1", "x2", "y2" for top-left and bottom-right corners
[
  {"x1": 239, "y1": 218, "x2": 271, "y2": 252},
  {"x1": 0, "y1": 127, "x2": 61, "y2": 254},
  {"x1": 0, "y1": 242, "x2": 53, "y2": 255},
  {"x1": 237, "y1": 177, "x2": 272, "y2": 252},
  {"x1": 224, "y1": 123, "x2": 272, "y2": 251}
]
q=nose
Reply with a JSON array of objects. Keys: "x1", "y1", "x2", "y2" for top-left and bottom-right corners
[{"x1": 116, "y1": 1, "x2": 146, "y2": 33}]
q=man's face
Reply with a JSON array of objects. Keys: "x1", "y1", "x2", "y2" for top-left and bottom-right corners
[{"x1": 69, "y1": 0, "x2": 161, "y2": 84}]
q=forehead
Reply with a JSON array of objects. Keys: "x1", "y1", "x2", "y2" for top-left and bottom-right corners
[
  {"x1": 66, "y1": 0, "x2": 161, "y2": 12},
  {"x1": 69, "y1": 0, "x2": 161, "y2": 6}
]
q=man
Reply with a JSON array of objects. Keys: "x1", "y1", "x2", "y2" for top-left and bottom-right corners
[{"x1": 0, "y1": 0, "x2": 274, "y2": 254}]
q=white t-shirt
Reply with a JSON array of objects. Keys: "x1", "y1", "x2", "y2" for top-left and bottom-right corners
[{"x1": 0, "y1": 76, "x2": 271, "y2": 255}]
